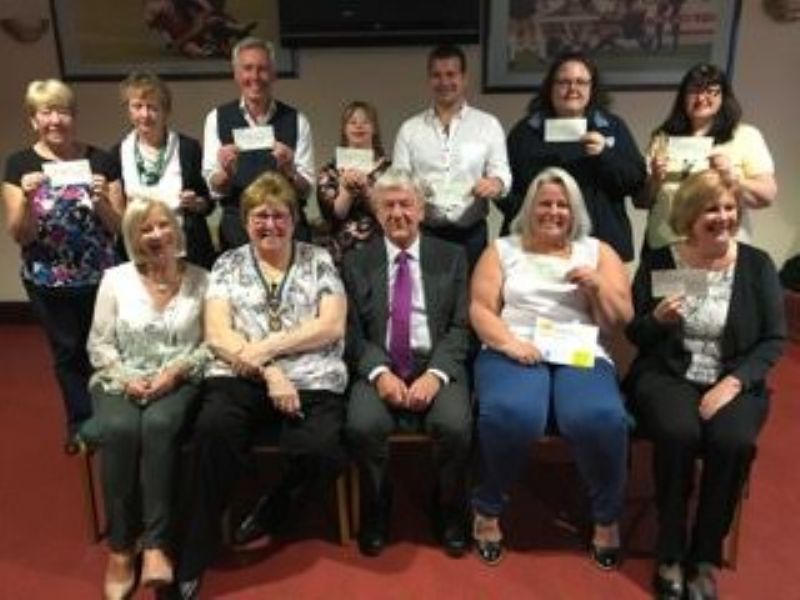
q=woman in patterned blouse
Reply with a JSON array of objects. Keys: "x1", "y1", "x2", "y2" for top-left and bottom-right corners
[
  {"x1": 87, "y1": 197, "x2": 208, "y2": 598},
  {"x1": 2, "y1": 79, "x2": 125, "y2": 453},
  {"x1": 316, "y1": 100, "x2": 389, "y2": 265}
]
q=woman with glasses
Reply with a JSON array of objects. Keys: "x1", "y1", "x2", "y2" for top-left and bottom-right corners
[
  {"x1": 501, "y1": 51, "x2": 646, "y2": 262},
  {"x1": 637, "y1": 63, "x2": 777, "y2": 251}
]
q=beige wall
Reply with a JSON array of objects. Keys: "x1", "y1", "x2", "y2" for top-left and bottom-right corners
[{"x1": 1, "y1": 0, "x2": 798, "y2": 300}]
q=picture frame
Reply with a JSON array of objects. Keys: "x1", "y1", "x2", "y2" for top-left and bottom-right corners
[
  {"x1": 482, "y1": 0, "x2": 742, "y2": 92},
  {"x1": 50, "y1": 0, "x2": 297, "y2": 81}
]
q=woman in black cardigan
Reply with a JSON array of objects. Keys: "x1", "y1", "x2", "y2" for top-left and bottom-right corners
[
  {"x1": 625, "y1": 170, "x2": 785, "y2": 600},
  {"x1": 112, "y1": 71, "x2": 216, "y2": 268}
]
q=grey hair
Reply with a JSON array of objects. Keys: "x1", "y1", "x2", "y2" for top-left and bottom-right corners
[
  {"x1": 121, "y1": 196, "x2": 186, "y2": 264},
  {"x1": 372, "y1": 167, "x2": 431, "y2": 208},
  {"x1": 512, "y1": 167, "x2": 592, "y2": 241},
  {"x1": 231, "y1": 36, "x2": 275, "y2": 68}
]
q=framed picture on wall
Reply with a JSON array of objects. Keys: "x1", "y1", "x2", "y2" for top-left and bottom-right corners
[
  {"x1": 50, "y1": 0, "x2": 297, "y2": 81},
  {"x1": 483, "y1": 0, "x2": 742, "y2": 92}
]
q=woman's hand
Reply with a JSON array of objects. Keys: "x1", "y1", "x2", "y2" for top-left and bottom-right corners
[
  {"x1": 146, "y1": 367, "x2": 183, "y2": 401},
  {"x1": 582, "y1": 131, "x2": 607, "y2": 156},
  {"x1": 20, "y1": 171, "x2": 46, "y2": 198},
  {"x1": 649, "y1": 154, "x2": 668, "y2": 184},
  {"x1": 653, "y1": 294, "x2": 685, "y2": 325},
  {"x1": 499, "y1": 338, "x2": 542, "y2": 365},
  {"x1": 567, "y1": 265, "x2": 601, "y2": 297},
  {"x1": 125, "y1": 377, "x2": 151, "y2": 400},
  {"x1": 699, "y1": 375, "x2": 742, "y2": 420},
  {"x1": 709, "y1": 153, "x2": 738, "y2": 186},
  {"x1": 340, "y1": 168, "x2": 367, "y2": 192},
  {"x1": 91, "y1": 174, "x2": 110, "y2": 205},
  {"x1": 263, "y1": 365, "x2": 302, "y2": 417}
]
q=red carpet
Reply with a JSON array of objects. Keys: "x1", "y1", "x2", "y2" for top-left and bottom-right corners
[{"x1": 0, "y1": 325, "x2": 797, "y2": 599}]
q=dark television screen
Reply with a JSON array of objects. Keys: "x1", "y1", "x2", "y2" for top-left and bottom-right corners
[{"x1": 278, "y1": 0, "x2": 480, "y2": 47}]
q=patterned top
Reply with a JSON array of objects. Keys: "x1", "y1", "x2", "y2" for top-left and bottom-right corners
[
  {"x1": 672, "y1": 246, "x2": 735, "y2": 384},
  {"x1": 206, "y1": 241, "x2": 348, "y2": 392},
  {"x1": 316, "y1": 157, "x2": 388, "y2": 265},
  {"x1": 87, "y1": 262, "x2": 210, "y2": 393},
  {"x1": 3, "y1": 146, "x2": 120, "y2": 287}
]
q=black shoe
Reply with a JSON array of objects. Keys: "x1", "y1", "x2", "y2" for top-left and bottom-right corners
[
  {"x1": 232, "y1": 491, "x2": 290, "y2": 547},
  {"x1": 357, "y1": 491, "x2": 392, "y2": 557},
  {"x1": 156, "y1": 577, "x2": 201, "y2": 600},
  {"x1": 652, "y1": 564, "x2": 685, "y2": 600},
  {"x1": 432, "y1": 502, "x2": 469, "y2": 558},
  {"x1": 589, "y1": 543, "x2": 622, "y2": 571}
]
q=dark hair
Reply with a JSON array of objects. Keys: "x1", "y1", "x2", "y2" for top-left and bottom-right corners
[
  {"x1": 427, "y1": 44, "x2": 466, "y2": 73},
  {"x1": 339, "y1": 100, "x2": 384, "y2": 157},
  {"x1": 655, "y1": 63, "x2": 742, "y2": 144},
  {"x1": 527, "y1": 51, "x2": 601, "y2": 115}
]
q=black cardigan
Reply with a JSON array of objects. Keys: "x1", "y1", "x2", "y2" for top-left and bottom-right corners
[{"x1": 625, "y1": 243, "x2": 786, "y2": 394}]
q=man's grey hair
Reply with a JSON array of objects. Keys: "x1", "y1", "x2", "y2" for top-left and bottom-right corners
[
  {"x1": 372, "y1": 167, "x2": 431, "y2": 208},
  {"x1": 231, "y1": 36, "x2": 275, "y2": 68}
]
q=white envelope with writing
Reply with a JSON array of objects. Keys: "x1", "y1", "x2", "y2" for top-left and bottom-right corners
[
  {"x1": 43, "y1": 159, "x2": 93, "y2": 188},
  {"x1": 544, "y1": 118, "x2": 587, "y2": 143},
  {"x1": 233, "y1": 126, "x2": 275, "y2": 151},
  {"x1": 651, "y1": 269, "x2": 709, "y2": 298},
  {"x1": 335, "y1": 147, "x2": 374, "y2": 172},
  {"x1": 666, "y1": 136, "x2": 713, "y2": 173},
  {"x1": 428, "y1": 176, "x2": 474, "y2": 221},
  {"x1": 533, "y1": 317, "x2": 598, "y2": 368}
]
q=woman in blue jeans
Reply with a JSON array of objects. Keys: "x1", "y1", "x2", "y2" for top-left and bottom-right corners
[{"x1": 469, "y1": 167, "x2": 632, "y2": 568}]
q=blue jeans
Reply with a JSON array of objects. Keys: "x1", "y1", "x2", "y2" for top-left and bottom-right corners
[{"x1": 472, "y1": 348, "x2": 628, "y2": 525}]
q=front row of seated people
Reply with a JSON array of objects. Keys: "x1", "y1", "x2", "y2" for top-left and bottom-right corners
[{"x1": 87, "y1": 166, "x2": 784, "y2": 600}]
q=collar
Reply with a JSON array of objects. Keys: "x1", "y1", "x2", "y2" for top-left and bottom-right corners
[
  {"x1": 239, "y1": 97, "x2": 276, "y2": 125},
  {"x1": 424, "y1": 101, "x2": 468, "y2": 126},
  {"x1": 384, "y1": 235, "x2": 421, "y2": 265}
]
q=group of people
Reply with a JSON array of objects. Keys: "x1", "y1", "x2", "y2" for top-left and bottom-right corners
[{"x1": 1, "y1": 35, "x2": 785, "y2": 600}]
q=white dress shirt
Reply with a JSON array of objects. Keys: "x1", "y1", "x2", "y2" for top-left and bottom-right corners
[
  {"x1": 392, "y1": 102, "x2": 511, "y2": 228},
  {"x1": 202, "y1": 97, "x2": 314, "y2": 198}
]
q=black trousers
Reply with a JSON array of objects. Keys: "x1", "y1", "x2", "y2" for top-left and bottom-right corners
[
  {"x1": 345, "y1": 373, "x2": 472, "y2": 510},
  {"x1": 24, "y1": 280, "x2": 97, "y2": 434},
  {"x1": 630, "y1": 366, "x2": 767, "y2": 566},
  {"x1": 176, "y1": 376, "x2": 345, "y2": 580},
  {"x1": 422, "y1": 219, "x2": 487, "y2": 274}
]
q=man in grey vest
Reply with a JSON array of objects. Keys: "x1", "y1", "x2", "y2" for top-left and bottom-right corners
[{"x1": 203, "y1": 36, "x2": 314, "y2": 249}]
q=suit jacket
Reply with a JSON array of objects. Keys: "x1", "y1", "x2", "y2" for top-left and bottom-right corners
[
  {"x1": 342, "y1": 234, "x2": 469, "y2": 383},
  {"x1": 625, "y1": 242, "x2": 786, "y2": 395}
]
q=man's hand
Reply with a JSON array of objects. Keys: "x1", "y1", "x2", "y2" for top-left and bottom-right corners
[
  {"x1": 375, "y1": 371, "x2": 408, "y2": 409},
  {"x1": 472, "y1": 177, "x2": 504, "y2": 200},
  {"x1": 272, "y1": 141, "x2": 295, "y2": 173},
  {"x1": 217, "y1": 144, "x2": 239, "y2": 176},
  {"x1": 406, "y1": 372, "x2": 441, "y2": 412}
]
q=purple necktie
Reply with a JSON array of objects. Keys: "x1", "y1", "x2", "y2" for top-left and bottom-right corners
[{"x1": 390, "y1": 250, "x2": 413, "y2": 380}]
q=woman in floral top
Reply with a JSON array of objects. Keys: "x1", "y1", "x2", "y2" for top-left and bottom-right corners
[
  {"x1": 2, "y1": 79, "x2": 125, "y2": 452},
  {"x1": 316, "y1": 100, "x2": 389, "y2": 265},
  {"x1": 87, "y1": 198, "x2": 208, "y2": 598}
]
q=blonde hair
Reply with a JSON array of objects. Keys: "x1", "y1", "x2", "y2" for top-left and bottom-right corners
[
  {"x1": 669, "y1": 169, "x2": 741, "y2": 237},
  {"x1": 239, "y1": 171, "x2": 298, "y2": 224},
  {"x1": 121, "y1": 197, "x2": 186, "y2": 264},
  {"x1": 512, "y1": 167, "x2": 592, "y2": 241},
  {"x1": 119, "y1": 71, "x2": 172, "y2": 113},
  {"x1": 25, "y1": 79, "x2": 75, "y2": 115}
]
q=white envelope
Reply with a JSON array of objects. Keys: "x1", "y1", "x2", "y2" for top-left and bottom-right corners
[
  {"x1": 428, "y1": 177, "x2": 474, "y2": 220},
  {"x1": 666, "y1": 136, "x2": 714, "y2": 173},
  {"x1": 335, "y1": 147, "x2": 374, "y2": 172},
  {"x1": 651, "y1": 269, "x2": 709, "y2": 298},
  {"x1": 544, "y1": 118, "x2": 587, "y2": 142},
  {"x1": 233, "y1": 126, "x2": 275, "y2": 151},
  {"x1": 43, "y1": 159, "x2": 92, "y2": 188},
  {"x1": 533, "y1": 317, "x2": 598, "y2": 368}
]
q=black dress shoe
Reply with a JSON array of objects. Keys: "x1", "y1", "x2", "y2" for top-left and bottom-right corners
[
  {"x1": 589, "y1": 543, "x2": 622, "y2": 571},
  {"x1": 233, "y1": 491, "x2": 290, "y2": 547},
  {"x1": 653, "y1": 568, "x2": 685, "y2": 600},
  {"x1": 432, "y1": 504, "x2": 469, "y2": 558},
  {"x1": 155, "y1": 577, "x2": 201, "y2": 600},
  {"x1": 686, "y1": 565, "x2": 717, "y2": 600},
  {"x1": 357, "y1": 493, "x2": 391, "y2": 557}
]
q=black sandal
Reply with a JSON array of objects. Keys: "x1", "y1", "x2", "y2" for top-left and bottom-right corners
[{"x1": 472, "y1": 513, "x2": 504, "y2": 566}]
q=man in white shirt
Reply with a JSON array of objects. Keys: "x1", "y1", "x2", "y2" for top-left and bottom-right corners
[
  {"x1": 393, "y1": 44, "x2": 511, "y2": 270},
  {"x1": 203, "y1": 36, "x2": 314, "y2": 249}
]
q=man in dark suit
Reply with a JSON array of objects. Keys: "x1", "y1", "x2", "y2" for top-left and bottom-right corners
[{"x1": 342, "y1": 167, "x2": 472, "y2": 558}]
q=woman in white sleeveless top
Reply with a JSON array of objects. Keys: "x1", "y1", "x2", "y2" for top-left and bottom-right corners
[{"x1": 469, "y1": 167, "x2": 633, "y2": 568}]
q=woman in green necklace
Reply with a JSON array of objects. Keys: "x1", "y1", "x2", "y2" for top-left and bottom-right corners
[{"x1": 112, "y1": 71, "x2": 217, "y2": 268}]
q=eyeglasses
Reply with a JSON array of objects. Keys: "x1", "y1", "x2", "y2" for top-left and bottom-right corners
[
  {"x1": 554, "y1": 78, "x2": 592, "y2": 89},
  {"x1": 249, "y1": 211, "x2": 291, "y2": 226},
  {"x1": 687, "y1": 85, "x2": 722, "y2": 98}
]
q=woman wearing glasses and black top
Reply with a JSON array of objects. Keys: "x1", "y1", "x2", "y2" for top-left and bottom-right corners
[{"x1": 501, "y1": 52, "x2": 646, "y2": 262}]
